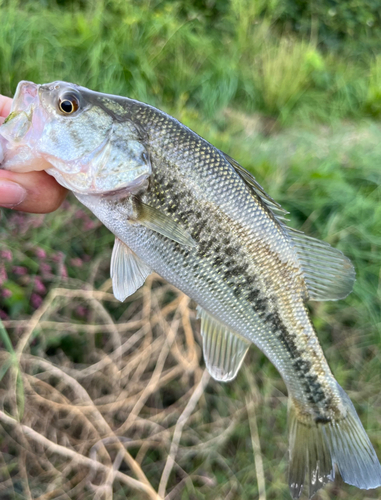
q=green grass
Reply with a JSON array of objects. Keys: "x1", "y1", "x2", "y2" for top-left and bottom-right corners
[
  {"x1": 0, "y1": 0, "x2": 379, "y2": 125},
  {"x1": 0, "y1": 1, "x2": 381, "y2": 499},
  {"x1": 1, "y1": 117, "x2": 380, "y2": 499}
]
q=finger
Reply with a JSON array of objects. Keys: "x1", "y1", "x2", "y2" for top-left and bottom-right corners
[
  {"x1": 0, "y1": 170, "x2": 67, "y2": 213},
  {"x1": 0, "y1": 95, "x2": 12, "y2": 121}
]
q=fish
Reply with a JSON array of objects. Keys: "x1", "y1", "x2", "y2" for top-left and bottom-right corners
[{"x1": 1, "y1": 80, "x2": 380, "y2": 498}]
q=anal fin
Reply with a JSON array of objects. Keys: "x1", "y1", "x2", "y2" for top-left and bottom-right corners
[
  {"x1": 110, "y1": 238, "x2": 151, "y2": 302},
  {"x1": 197, "y1": 306, "x2": 250, "y2": 382}
]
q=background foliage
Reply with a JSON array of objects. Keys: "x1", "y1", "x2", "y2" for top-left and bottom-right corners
[{"x1": 0, "y1": 0, "x2": 381, "y2": 499}]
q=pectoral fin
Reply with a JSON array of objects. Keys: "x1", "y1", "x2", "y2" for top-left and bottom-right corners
[
  {"x1": 133, "y1": 199, "x2": 196, "y2": 247},
  {"x1": 110, "y1": 238, "x2": 151, "y2": 302},
  {"x1": 197, "y1": 306, "x2": 251, "y2": 382}
]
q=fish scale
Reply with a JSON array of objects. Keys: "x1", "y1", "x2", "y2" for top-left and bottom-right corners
[
  {"x1": 140, "y1": 107, "x2": 332, "y2": 394},
  {"x1": 1, "y1": 80, "x2": 380, "y2": 498},
  {"x1": 80, "y1": 113, "x2": 337, "y2": 412}
]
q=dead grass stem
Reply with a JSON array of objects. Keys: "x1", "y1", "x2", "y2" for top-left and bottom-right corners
[{"x1": 0, "y1": 275, "x2": 220, "y2": 499}]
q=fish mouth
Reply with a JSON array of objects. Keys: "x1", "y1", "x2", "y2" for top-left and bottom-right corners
[
  {"x1": 0, "y1": 81, "x2": 37, "y2": 140},
  {"x1": 0, "y1": 81, "x2": 48, "y2": 172},
  {"x1": 12, "y1": 81, "x2": 39, "y2": 112}
]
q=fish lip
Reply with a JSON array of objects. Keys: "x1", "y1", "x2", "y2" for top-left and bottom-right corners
[
  {"x1": 11, "y1": 81, "x2": 40, "y2": 113},
  {"x1": 0, "y1": 81, "x2": 40, "y2": 142},
  {"x1": 0, "y1": 81, "x2": 46, "y2": 171}
]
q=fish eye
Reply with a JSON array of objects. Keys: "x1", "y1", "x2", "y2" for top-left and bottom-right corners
[{"x1": 58, "y1": 94, "x2": 80, "y2": 115}]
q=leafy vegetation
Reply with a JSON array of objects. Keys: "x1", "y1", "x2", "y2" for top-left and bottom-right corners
[
  {"x1": 0, "y1": 0, "x2": 380, "y2": 123},
  {"x1": 0, "y1": 1, "x2": 381, "y2": 499}
]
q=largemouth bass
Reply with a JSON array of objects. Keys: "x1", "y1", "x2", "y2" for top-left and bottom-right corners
[{"x1": 1, "y1": 81, "x2": 380, "y2": 498}]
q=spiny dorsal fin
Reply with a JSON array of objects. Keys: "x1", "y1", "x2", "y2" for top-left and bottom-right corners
[
  {"x1": 110, "y1": 238, "x2": 151, "y2": 302},
  {"x1": 197, "y1": 306, "x2": 251, "y2": 382},
  {"x1": 285, "y1": 227, "x2": 355, "y2": 301},
  {"x1": 222, "y1": 152, "x2": 289, "y2": 220},
  {"x1": 133, "y1": 199, "x2": 196, "y2": 247}
]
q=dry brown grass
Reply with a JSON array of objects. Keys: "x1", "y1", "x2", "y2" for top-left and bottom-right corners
[
  {"x1": 0, "y1": 275, "x2": 255, "y2": 499},
  {"x1": 0, "y1": 275, "x2": 260, "y2": 500},
  {"x1": 2, "y1": 214, "x2": 377, "y2": 499}
]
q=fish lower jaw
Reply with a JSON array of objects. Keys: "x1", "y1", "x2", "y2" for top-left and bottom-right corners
[
  {"x1": 0, "y1": 140, "x2": 48, "y2": 172},
  {"x1": 46, "y1": 167, "x2": 150, "y2": 196}
]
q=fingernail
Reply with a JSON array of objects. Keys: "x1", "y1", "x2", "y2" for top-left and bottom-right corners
[{"x1": 0, "y1": 179, "x2": 27, "y2": 208}]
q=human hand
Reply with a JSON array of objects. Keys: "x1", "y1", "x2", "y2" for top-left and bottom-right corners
[{"x1": 0, "y1": 95, "x2": 67, "y2": 213}]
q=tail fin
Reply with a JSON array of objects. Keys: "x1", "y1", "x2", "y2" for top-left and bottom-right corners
[{"x1": 288, "y1": 385, "x2": 381, "y2": 499}]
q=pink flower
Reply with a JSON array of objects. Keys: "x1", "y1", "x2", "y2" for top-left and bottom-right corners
[
  {"x1": 52, "y1": 252, "x2": 64, "y2": 263},
  {"x1": 31, "y1": 293, "x2": 43, "y2": 309},
  {"x1": 0, "y1": 265, "x2": 8, "y2": 285},
  {"x1": 30, "y1": 215, "x2": 45, "y2": 228},
  {"x1": 1, "y1": 250, "x2": 12, "y2": 262},
  {"x1": 9, "y1": 213, "x2": 28, "y2": 233},
  {"x1": 60, "y1": 264, "x2": 68, "y2": 279},
  {"x1": 2, "y1": 289, "x2": 12, "y2": 298},
  {"x1": 34, "y1": 276, "x2": 46, "y2": 294},
  {"x1": 76, "y1": 305, "x2": 87, "y2": 317},
  {"x1": 35, "y1": 247, "x2": 47, "y2": 259},
  {"x1": 83, "y1": 220, "x2": 96, "y2": 230},
  {"x1": 75, "y1": 209, "x2": 86, "y2": 219},
  {"x1": 70, "y1": 258, "x2": 83, "y2": 268},
  {"x1": 40, "y1": 263, "x2": 52, "y2": 276},
  {"x1": 13, "y1": 266, "x2": 28, "y2": 276}
]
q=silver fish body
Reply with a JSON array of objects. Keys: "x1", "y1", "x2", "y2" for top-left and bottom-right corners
[
  {"x1": 1, "y1": 81, "x2": 380, "y2": 498},
  {"x1": 77, "y1": 113, "x2": 333, "y2": 405}
]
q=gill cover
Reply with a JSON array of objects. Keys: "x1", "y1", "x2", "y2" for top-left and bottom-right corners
[
  {"x1": 0, "y1": 81, "x2": 152, "y2": 194},
  {"x1": 40, "y1": 82, "x2": 152, "y2": 193}
]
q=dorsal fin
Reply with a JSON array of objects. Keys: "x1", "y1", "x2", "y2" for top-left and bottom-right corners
[
  {"x1": 197, "y1": 306, "x2": 251, "y2": 382},
  {"x1": 222, "y1": 152, "x2": 289, "y2": 220},
  {"x1": 285, "y1": 227, "x2": 355, "y2": 301},
  {"x1": 221, "y1": 152, "x2": 355, "y2": 302}
]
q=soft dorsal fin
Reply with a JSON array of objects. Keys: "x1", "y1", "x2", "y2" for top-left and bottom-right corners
[
  {"x1": 110, "y1": 238, "x2": 151, "y2": 302},
  {"x1": 221, "y1": 152, "x2": 355, "y2": 302},
  {"x1": 222, "y1": 152, "x2": 289, "y2": 220},
  {"x1": 197, "y1": 306, "x2": 251, "y2": 382},
  {"x1": 285, "y1": 227, "x2": 355, "y2": 301},
  {"x1": 133, "y1": 199, "x2": 196, "y2": 247},
  {"x1": 222, "y1": 151, "x2": 355, "y2": 302}
]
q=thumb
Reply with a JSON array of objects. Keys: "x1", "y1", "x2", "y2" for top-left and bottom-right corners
[{"x1": 0, "y1": 169, "x2": 67, "y2": 213}]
